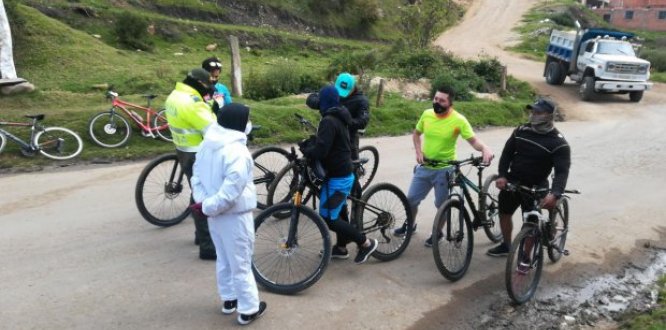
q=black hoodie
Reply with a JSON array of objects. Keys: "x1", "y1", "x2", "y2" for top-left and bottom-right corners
[{"x1": 302, "y1": 106, "x2": 353, "y2": 178}]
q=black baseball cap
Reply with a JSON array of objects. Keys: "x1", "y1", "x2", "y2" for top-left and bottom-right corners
[{"x1": 526, "y1": 99, "x2": 556, "y2": 113}]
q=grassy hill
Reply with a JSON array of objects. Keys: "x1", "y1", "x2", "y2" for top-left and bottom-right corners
[{"x1": 0, "y1": 0, "x2": 531, "y2": 171}]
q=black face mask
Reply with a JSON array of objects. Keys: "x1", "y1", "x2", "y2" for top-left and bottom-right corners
[{"x1": 433, "y1": 102, "x2": 446, "y2": 114}]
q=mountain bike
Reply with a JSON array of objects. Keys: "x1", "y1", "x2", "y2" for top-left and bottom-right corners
[
  {"x1": 430, "y1": 155, "x2": 502, "y2": 281},
  {"x1": 0, "y1": 114, "x2": 83, "y2": 160},
  {"x1": 264, "y1": 113, "x2": 379, "y2": 209},
  {"x1": 88, "y1": 90, "x2": 171, "y2": 148},
  {"x1": 134, "y1": 127, "x2": 289, "y2": 227},
  {"x1": 505, "y1": 183, "x2": 580, "y2": 304},
  {"x1": 252, "y1": 147, "x2": 413, "y2": 295}
]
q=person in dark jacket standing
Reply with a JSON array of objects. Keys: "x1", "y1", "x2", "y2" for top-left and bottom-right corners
[
  {"x1": 300, "y1": 85, "x2": 378, "y2": 264},
  {"x1": 306, "y1": 72, "x2": 370, "y2": 160},
  {"x1": 487, "y1": 98, "x2": 571, "y2": 257}
]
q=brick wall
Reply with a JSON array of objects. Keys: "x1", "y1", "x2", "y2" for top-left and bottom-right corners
[{"x1": 594, "y1": 7, "x2": 666, "y2": 31}]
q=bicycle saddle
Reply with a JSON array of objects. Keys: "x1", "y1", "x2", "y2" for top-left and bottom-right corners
[
  {"x1": 143, "y1": 94, "x2": 159, "y2": 100},
  {"x1": 25, "y1": 114, "x2": 45, "y2": 120}
]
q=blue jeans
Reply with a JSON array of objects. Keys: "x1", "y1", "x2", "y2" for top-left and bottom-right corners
[{"x1": 406, "y1": 165, "x2": 453, "y2": 215}]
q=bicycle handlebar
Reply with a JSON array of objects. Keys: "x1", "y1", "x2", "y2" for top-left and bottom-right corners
[
  {"x1": 425, "y1": 154, "x2": 487, "y2": 168},
  {"x1": 294, "y1": 113, "x2": 317, "y2": 131},
  {"x1": 505, "y1": 182, "x2": 581, "y2": 196}
]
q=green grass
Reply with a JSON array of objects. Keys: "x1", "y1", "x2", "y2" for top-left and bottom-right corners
[
  {"x1": 651, "y1": 72, "x2": 666, "y2": 83},
  {"x1": 621, "y1": 275, "x2": 666, "y2": 329}
]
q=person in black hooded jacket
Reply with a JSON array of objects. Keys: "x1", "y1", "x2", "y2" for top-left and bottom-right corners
[{"x1": 300, "y1": 85, "x2": 378, "y2": 265}]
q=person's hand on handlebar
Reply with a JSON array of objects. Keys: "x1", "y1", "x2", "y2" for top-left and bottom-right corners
[
  {"x1": 540, "y1": 193, "x2": 558, "y2": 209},
  {"x1": 495, "y1": 177, "x2": 508, "y2": 190}
]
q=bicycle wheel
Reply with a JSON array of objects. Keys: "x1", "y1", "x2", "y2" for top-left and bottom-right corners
[
  {"x1": 547, "y1": 198, "x2": 569, "y2": 263},
  {"x1": 432, "y1": 199, "x2": 474, "y2": 281},
  {"x1": 355, "y1": 182, "x2": 412, "y2": 261},
  {"x1": 88, "y1": 110, "x2": 132, "y2": 148},
  {"x1": 252, "y1": 203, "x2": 331, "y2": 295},
  {"x1": 153, "y1": 109, "x2": 172, "y2": 142},
  {"x1": 481, "y1": 174, "x2": 503, "y2": 243},
  {"x1": 0, "y1": 132, "x2": 6, "y2": 155},
  {"x1": 135, "y1": 154, "x2": 191, "y2": 227},
  {"x1": 35, "y1": 127, "x2": 83, "y2": 160},
  {"x1": 357, "y1": 145, "x2": 379, "y2": 190},
  {"x1": 505, "y1": 225, "x2": 544, "y2": 304},
  {"x1": 252, "y1": 146, "x2": 290, "y2": 209}
]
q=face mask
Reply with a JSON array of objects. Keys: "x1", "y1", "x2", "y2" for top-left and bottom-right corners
[
  {"x1": 529, "y1": 113, "x2": 554, "y2": 134},
  {"x1": 433, "y1": 102, "x2": 446, "y2": 114},
  {"x1": 244, "y1": 120, "x2": 253, "y2": 135}
]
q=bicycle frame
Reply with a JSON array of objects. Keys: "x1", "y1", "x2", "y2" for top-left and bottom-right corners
[
  {"x1": 0, "y1": 119, "x2": 45, "y2": 151},
  {"x1": 108, "y1": 94, "x2": 167, "y2": 134},
  {"x1": 445, "y1": 158, "x2": 491, "y2": 238}
]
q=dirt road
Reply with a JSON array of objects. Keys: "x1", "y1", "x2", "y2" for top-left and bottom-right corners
[{"x1": 1, "y1": 1, "x2": 665, "y2": 329}]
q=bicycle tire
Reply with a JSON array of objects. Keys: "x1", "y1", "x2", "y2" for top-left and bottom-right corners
[
  {"x1": 35, "y1": 127, "x2": 83, "y2": 160},
  {"x1": 432, "y1": 198, "x2": 474, "y2": 281},
  {"x1": 481, "y1": 174, "x2": 503, "y2": 243},
  {"x1": 153, "y1": 109, "x2": 172, "y2": 142},
  {"x1": 0, "y1": 132, "x2": 7, "y2": 155},
  {"x1": 355, "y1": 182, "x2": 413, "y2": 261},
  {"x1": 547, "y1": 198, "x2": 569, "y2": 263},
  {"x1": 135, "y1": 153, "x2": 191, "y2": 227},
  {"x1": 252, "y1": 146, "x2": 290, "y2": 209},
  {"x1": 252, "y1": 203, "x2": 331, "y2": 295},
  {"x1": 357, "y1": 145, "x2": 379, "y2": 190},
  {"x1": 505, "y1": 225, "x2": 544, "y2": 304},
  {"x1": 88, "y1": 110, "x2": 132, "y2": 148}
]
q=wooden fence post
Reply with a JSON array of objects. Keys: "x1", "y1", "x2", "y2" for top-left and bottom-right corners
[
  {"x1": 375, "y1": 79, "x2": 385, "y2": 107},
  {"x1": 229, "y1": 35, "x2": 243, "y2": 97},
  {"x1": 500, "y1": 65, "x2": 507, "y2": 92}
]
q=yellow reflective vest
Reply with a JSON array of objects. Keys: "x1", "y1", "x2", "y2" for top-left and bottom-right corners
[{"x1": 165, "y1": 82, "x2": 216, "y2": 152}]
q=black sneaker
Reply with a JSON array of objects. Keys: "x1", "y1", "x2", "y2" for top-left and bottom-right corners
[
  {"x1": 423, "y1": 233, "x2": 443, "y2": 248},
  {"x1": 221, "y1": 300, "x2": 237, "y2": 314},
  {"x1": 199, "y1": 249, "x2": 217, "y2": 260},
  {"x1": 238, "y1": 301, "x2": 267, "y2": 325},
  {"x1": 331, "y1": 246, "x2": 349, "y2": 259},
  {"x1": 486, "y1": 243, "x2": 510, "y2": 257},
  {"x1": 354, "y1": 239, "x2": 378, "y2": 264},
  {"x1": 393, "y1": 222, "x2": 417, "y2": 237}
]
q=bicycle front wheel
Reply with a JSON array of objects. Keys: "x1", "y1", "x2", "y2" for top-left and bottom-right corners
[
  {"x1": 135, "y1": 154, "x2": 191, "y2": 227},
  {"x1": 355, "y1": 183, "x2": 412, "y2": 261},
  {"x1": 35, "y1": 127, "x2": 83, "y2": 160},
  {"x1": 153, "y1": 109, "x2": 172, "y2": 142},
  {"x1": 252, "y1": 146, "x2": 290, "y2": 209},
  {"x1": 548, "y1": 198, "x2": 569, "y2": 262},
  {"x1": 481, "y1": 174, "x2": 503, "y2": 243},
  {"x1": 357, "y1": 145, "x2": 379, "y2": 190},
  {"x1": 432, "y1": 199, "x2": 474, "y2": 281},
  {"x1": 0, "y1": 132, "x2": 7, "y2": 155},
  {"x1": 88, "y1": 111, "x2": 132, "y2": 148},
  {"x1": 252, "y1": 203, "x2": 331, "y2": 295},
  {"x1": 505, "y1": 225, "x2": 544, "y2": 304}
]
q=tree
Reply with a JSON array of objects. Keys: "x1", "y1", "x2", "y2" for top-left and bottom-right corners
[{"x1": 398, "y1": 0, "x2": 458, "y2": 49}]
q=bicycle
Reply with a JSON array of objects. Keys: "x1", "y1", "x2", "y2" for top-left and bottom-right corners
[
  {"x1": 134, "y1": 126, "x2": 290, "y2": 227},
  {"x1": 430, "y1": 155, "x2": 503, "y2": 281},
  {"x1": 252, "y1": 146, "x2": 413, "y2": 295},
  {"x1": 504, "y1": 183, "x2": 580, "y2": 304},
  {"x1": 265, "y1": 113, "x2": 379, "y2": 209},
  {"x1": 0, "y1": 114, "x2": 83, "y2": 160},
  {"x1": 88, "y1": 90, "x2": 171, "y2": 148}
]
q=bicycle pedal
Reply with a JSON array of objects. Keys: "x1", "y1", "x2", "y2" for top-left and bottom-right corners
[{"x1": 562, "y1": 249, "x2": 570, "y2": 256}]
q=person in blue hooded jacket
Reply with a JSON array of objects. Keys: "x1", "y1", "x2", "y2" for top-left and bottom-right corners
[
  {"x1": 300, "y1": 85, "x2": 378, "y2": 264},
  {"x1": 190, "y1": 103, "x2": 267, "y2": 325},
  {"x1": 201, "y1": 57, "x2": 233, "y2": 114}
]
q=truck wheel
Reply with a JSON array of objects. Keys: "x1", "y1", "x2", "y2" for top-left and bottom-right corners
[
  {"x1": 545, "y1": 62, "x2": 566, "y2": 85},
  {"x1": 629, "y1": 91, "x2": 643, "y2": 102},
  {"x1": 580, "y1": 76, "x2": 595, "y2": 101}
]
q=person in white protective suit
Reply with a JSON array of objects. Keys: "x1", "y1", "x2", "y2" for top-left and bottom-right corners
[{"x1": 190, "y1": 103, "x2": 267, "y2": 326}]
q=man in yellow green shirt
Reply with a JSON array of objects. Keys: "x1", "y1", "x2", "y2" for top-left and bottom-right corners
[{"x1": 393, "y1": 86, "x2": 494, "y2": 247}]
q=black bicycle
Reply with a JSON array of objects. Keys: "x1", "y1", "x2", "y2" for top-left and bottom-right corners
[
  {"x1": 505, "y1": 183, "x2": 580, "y2": 304},
  {"x1": 134, "y1": 126, "x2": 290, "y2": 227},
  {"x1": 252, "y1": 147, "x2": 413, "y2": 295},
  {"x1": 430, "y1": 155, "x2": 502, "y2": 281}
]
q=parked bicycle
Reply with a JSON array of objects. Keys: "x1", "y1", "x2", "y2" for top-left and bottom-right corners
[
  {"x1": 0, "y1": 114, "x2": 83, "y2": 160},
  {"x1": 88, "y1": 90, "x2": 171, "y2": 148},
  {"x1": 252, "y1": 146, "x2": 413, "y2": 295},
  {"x1": 430, "y1": 155, "x2": 502, "y2": 281},
  {"x1": 265, "y1": 113, "x2": 379, "y2": 209},
  {"x1": 134, "y1": 126, "x2": 290, "y2": 227},
  {"x1": 504, "y1": 183, "x2": 580, "y2": 304}
]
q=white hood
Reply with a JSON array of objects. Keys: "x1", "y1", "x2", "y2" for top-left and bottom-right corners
[
  {"x1": 200, "y1": 124, "x2": 247, "y2": 151},
  {"x1": 594, "y1": 53, "x2": 650, "y2": 66}
]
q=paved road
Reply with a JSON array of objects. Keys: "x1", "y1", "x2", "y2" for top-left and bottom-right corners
[{"x1": 2, "y1": 1, "x2": 666, "y2": 329}]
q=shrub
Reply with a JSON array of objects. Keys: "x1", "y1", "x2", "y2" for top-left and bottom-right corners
[
  {"x1": 391, "y1": 49, "x2": 442, "y2": 79},
  {"x1": 244, "y1": 61, "x2": 325, "y2": 100},
  {"x1": 473, "y1": 57, "x2": 504, "y2": 86},
  {"x1": 430, "y1": 72, "x2": 475, "y2": 101},
  {"x1": 115, "y1": 11, "x2": 153, "y2": 51},
  {"x1": 640, "y1": 48, "x2": 666, "y2": 72},
  {"x1": 549, "y1": 12, "x2": 576, "y2": 28},
  {"x1": 326, "y1": 50, "x2": 379, "y2": 79}
]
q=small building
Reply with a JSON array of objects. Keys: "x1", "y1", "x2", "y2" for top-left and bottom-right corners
[{"x1": 585, "y1": 0, "x2": 666, "y2": 31}]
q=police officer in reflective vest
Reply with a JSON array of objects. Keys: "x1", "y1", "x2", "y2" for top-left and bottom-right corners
[{"x1": 165, "y1": 68, "x2": 217, "y2": 260}]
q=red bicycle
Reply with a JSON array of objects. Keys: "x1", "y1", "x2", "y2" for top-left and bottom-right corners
[{"x1": 88, "y1": 91, "x2": 171, "y2": 148}]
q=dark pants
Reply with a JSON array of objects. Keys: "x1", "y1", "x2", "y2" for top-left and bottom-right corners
[{"x1": 176, "y1": 150, "x2": 215, "y2": 255}]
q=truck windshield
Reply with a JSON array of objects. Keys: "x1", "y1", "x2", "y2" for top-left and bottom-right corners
[{"x1": 597, "y1": 42, "x2": 636, "y2": 56}]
